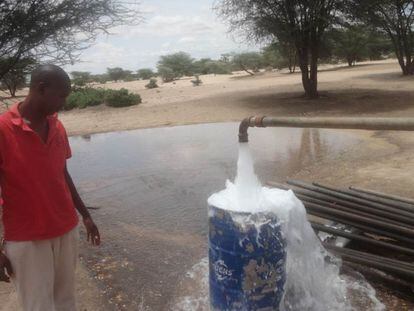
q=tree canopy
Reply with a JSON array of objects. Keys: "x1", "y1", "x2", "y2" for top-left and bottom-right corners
[
  {"x1": 216, "y1": 0, "x2": 344, "y2": 98},
  {"x1": 107, "y1": 67, "x2": 128, "y2": 82},
  {"x1": 0, "y1": 0, "x2": 140, "y2": 80},
  {"x1": 347, "y1": 0, "x2": 414, "y2": 75},
  {"x1": 0, "y1": 57, "x2": 36, "y2": 97},
  {"x1": 137, "y1": 68, "x2": 155, "y2": 80},
  {"x1": 157, "y1": 52, "x2": 194, "y2": 81}
]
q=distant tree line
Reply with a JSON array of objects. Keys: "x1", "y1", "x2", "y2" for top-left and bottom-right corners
[
  {"x1": 1, "y1": 27, "x2": 394, "y2": 97},
  {"x1": 1, "y1": 0, "x2": 412, "y2": 100}
]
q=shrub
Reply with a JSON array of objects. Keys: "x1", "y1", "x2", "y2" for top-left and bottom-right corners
[
  {"x1": 71, "y1": 71, "x2": 91, "y2": 87},
  {"x1": 124, "y1": 75, "x2": 137, "y2": 82},
  {"x1": 145, "y1": 78, "x2": 158, "y2": 89},
  {"x1": 65, "y1": 88, "x2": 106, "y2": 110},
  {"x1": 137, "y1": 68, "x2": 155, "y2": 80},
  {"x1": 157, "y1": 52, "x2": 194, "y2": 78},
  {"x1": 191, "y1": 75, "x2": 202, "y2": 86},
  {"x1": 157, "y1": 66, "x2": 176, "y2": 82},
  {"x1": 90, "y1": 74, "x2": 109, "y2": 84},
  {"x1": 105, "y1": 88, "x2": 141, "y2": 108},
  {"x1": 64, "y1": 87, "x2": 141, "y2": 110}
]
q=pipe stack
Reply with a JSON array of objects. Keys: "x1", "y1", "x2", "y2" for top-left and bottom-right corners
[{"x1": 267, "y1": 180, "x2": 414, "y2": 285}]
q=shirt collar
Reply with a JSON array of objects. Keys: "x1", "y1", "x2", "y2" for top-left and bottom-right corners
[{"x1": 10, "y1": 102, "x2": 58, "y2": 133}]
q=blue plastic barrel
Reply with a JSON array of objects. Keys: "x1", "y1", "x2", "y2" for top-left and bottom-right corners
[{"x1": 209, "y1": 205, "x2": 286, "y2": 311}]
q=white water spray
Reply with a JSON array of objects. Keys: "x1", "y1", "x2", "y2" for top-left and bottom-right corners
[{"x1": 207, "y1": 144, "x2": 385, "y2": 311}]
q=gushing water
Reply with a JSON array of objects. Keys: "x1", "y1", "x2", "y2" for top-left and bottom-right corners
[{"x1": 175, "y1": 144, "x2": 385, "y2": 310}]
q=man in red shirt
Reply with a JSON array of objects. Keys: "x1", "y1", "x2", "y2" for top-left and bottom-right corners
[{"x1": 0, "y1": 64, "x2": 100, "y2": 310}]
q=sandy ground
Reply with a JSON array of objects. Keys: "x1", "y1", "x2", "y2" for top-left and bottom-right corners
[{"x1": 1, "y1": 59, "x2": 414, "y2": 309}]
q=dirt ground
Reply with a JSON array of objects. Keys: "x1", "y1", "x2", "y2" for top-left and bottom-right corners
[{"x1": 1, "y1": 59, "x2": 414, "y2": 310}]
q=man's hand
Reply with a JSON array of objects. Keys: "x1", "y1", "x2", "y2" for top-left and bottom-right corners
[
  {"x1": 83, "y1": 217, "x2": 101, "y2": 246},
  {"x1": 0, "y1": 252, "x2": 12, "y2": 282}
]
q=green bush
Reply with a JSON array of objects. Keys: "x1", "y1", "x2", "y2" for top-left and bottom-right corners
[
  {"x1": 65, "y1": 88, "x2": 106, "y2": 110},
  {"x1": 145, "y1": 78, "x2": 158, "y2": 89},
  {"x1": 105, "y1": 88, "x2": 141, "y2": 108},
  {"x1": 65, "y1": 87, "x2": 141, "y2": 110}
]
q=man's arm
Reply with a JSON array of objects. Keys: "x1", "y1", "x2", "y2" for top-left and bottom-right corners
[{"x1": 64, "y1": 166, "x2": 101, "y2": 246}]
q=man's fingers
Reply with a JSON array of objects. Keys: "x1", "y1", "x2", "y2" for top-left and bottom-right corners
[
  {"x1": 93, "y1": 227, "x2": 101, "y2": 246},
  {"x1": 0, "y1": 269, "x2": 10, "y2": 283},
  {"x1": 5, "y1": 259, "x2": 13, "y2": 276}
]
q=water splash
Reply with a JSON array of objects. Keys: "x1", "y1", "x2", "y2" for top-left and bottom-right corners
[{"x1": 176, "y1": 144, "x2": 385, "y2": 310}]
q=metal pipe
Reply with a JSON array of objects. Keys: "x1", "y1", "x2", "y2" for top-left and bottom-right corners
[
  {"x1": 342, "y1": 262, "x2": 414, "y2": 298},
  {"x1": 300, "y1": 194, "x2": 409, "y2": 227},
  {"x1": 239, "y1": 116, "x2": 414, "y2": 142},
  {"x1": 304, "y1": 201, "x2": 414, "y2": 238},
  {"x1": 272, "y1": 180, "x2": 414, "y2": 227},
  {"x1": 268, "y1": 180, "x2": 414, "y2": 241},
  {"x1": 314, "y1": 182, "x2": 414, "y2": 214},
  {"x1": 307, "y1": 210, "x2": 414, "y2": 244},
  {"x1": 288, "y1": 180, "x2": 414, "y2": 220},
  {"x1": 349, "y1": 186, "x2": 414, "y2": 206},
  {"x1": 325, "y1": 244, "x2": 414, "y2": 270},
  {"x1": 326, "y1": 245, "x2": 414, "y2": 279},
  {"x1": 312, "y1": 222, "x2": 414, "y2": 256}
]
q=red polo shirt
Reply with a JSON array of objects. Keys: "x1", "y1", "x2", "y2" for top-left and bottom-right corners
[{"x1": 0, "y1": 103, "x2": 78, "y2": 241}]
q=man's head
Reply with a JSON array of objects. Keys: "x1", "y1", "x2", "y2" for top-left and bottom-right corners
[{"x1": 29, "y1": 64, "x2": 71, "y2": 116}]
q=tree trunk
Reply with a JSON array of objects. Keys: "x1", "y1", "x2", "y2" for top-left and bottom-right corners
[
  {"x1": 6, "y1": 82, "x2": 17, "y2": 97},
  {"x1": 240, "y1": 64, "x2": 254, "y2": 76},
  {"x1": 293, "y1": 53, "x2": 297, "y2": 73},
  {"x1": 308, "y1": 43, "x2": 319, "y2": 99},
  {"x1": 297, "y1": 37, "x2": 319, "y2": 99},
  {"x1": 299, "y1": 52, "x2": 318, "y2": 98}
]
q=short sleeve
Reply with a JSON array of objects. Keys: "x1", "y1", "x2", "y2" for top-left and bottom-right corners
[{"x1": 63, "y1": 129, "x2": 72, "y2": 159}]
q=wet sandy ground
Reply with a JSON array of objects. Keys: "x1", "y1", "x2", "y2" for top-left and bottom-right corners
[{"x1": 71, "y1": 123, "x2": 414, "y2": 310}]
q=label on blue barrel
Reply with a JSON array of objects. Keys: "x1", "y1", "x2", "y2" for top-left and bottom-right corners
[
  {"x1": 209, "y1": 205, "x2": 286, "y2": 311},
  {"x1": 214, "y1": 260, "x2": 233, "y2": 281}
]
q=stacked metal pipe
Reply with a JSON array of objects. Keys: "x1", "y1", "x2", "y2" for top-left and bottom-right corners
[{"x1": 267, "y1": 180, "x2": 414, "y2": 286}]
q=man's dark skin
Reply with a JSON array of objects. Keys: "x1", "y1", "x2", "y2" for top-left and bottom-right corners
[{"x1": 0, "y1": 65, "x2": 100, "y2": 282}]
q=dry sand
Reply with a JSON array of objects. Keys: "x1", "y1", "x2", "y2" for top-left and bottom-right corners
[
  {"x1": 1, "y1": 59, "x2": 414, "y2": 309},
  {"x1": 3, "y1": 59, "x2": 413, "y2": 136}
]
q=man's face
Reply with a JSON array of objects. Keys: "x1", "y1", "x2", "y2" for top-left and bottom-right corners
[{"x1": 37, "y1": 82, "x2": 71, "y2": 115}]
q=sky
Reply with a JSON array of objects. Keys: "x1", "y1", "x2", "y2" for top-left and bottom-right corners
[{"x1": 65, "y1": 0, "x2": 256, "y2": 74}]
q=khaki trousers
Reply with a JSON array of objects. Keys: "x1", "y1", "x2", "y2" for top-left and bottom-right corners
[{"x1": 5, "y1": 227, "x2": 78, "y2": 311}]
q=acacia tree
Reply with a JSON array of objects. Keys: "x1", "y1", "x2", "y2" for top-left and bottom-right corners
[
  {"x1": 0, "y1": 58, "x2": 35, "y2": 97},
  {"x1": 232, "y1": 52, "x2": 264, "y2": 75},
  {"x1": 107, "y1": 67, "x2": 127, "y2": 82},
  {"x1": 137, "y1": 68, "x2": 155, "y2": 80},
  {"x1": 157, "y1": 52, "x2": 194, "y2": 79},
  {"x1": 0, "y1": 0, "x2": 140, "y2": 80},
  {"x1": 329, "y1": 25, "x2": 371, "y2": 66},
  {"x1": 71, "y1": 71, "x2": 91, "y2": 87},
  {"x1": 348, "y1": 0, "x2": 414, "y2": 75},
  {"x1": 216, "y1": 0, "x2": 343, "y2": 98},
  {"x1": 263, "y1": 41, "x2": 297, "y2": 72}
]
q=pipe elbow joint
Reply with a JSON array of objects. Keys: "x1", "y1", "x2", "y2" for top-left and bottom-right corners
[{"x1": 238, "y1": 116, "x2": 266, "y2": 143}]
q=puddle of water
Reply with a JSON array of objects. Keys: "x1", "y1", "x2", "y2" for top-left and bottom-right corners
[{"x1": 68, "y1": 123, "x2": 361, "y2": 310}]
